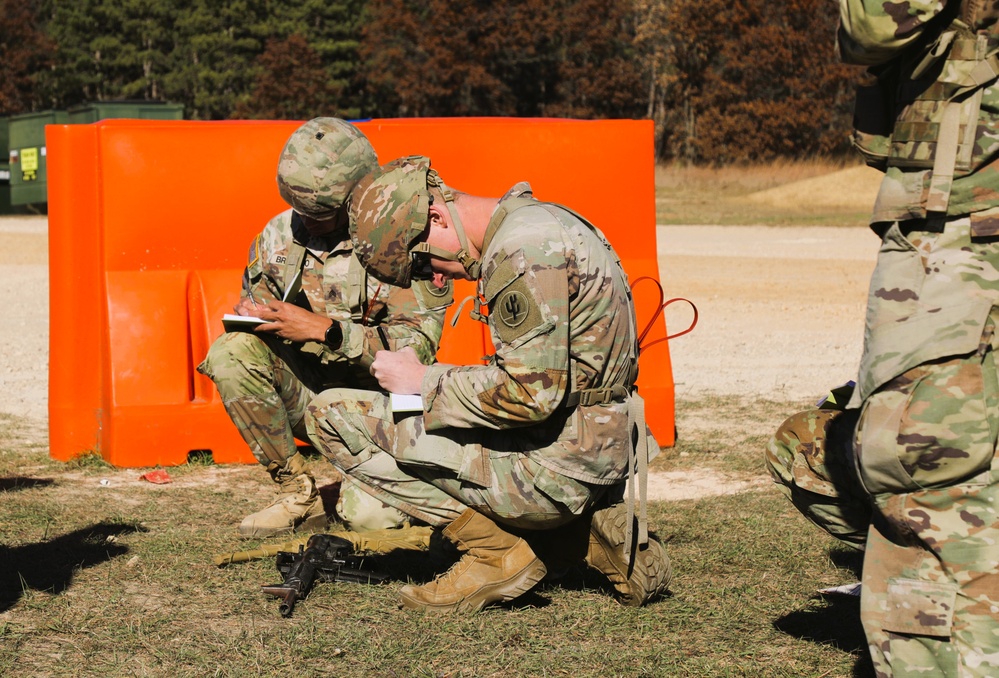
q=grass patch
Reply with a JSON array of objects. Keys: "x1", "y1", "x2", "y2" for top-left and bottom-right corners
[
  {"x1": 656, "y1": 393, "x2": 815, "y2": 476},
  {"x1": 0, "y1": 401, "x2": 873, "y2": 677},
  {"x1": 656, "y1": 159, "x2": 874, "y2": 227}
]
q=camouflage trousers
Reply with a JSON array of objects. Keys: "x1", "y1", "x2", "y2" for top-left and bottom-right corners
[
  {"x1": 197, "y1": 331, "x2": 376, "y2": 469},
  {"x1": 305, "y1": 387, "x2": 603, "y2": 530},
  {"x1": 768, "y1": 337, "x2": 999, "y2": 672},
  {"x1": 769, "y1": 215, "x2": 999, "y2": 676}
]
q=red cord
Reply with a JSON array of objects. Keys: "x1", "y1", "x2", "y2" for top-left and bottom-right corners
[{"x1": 630, "y1": 276, "x2": 698, "y2": 353}]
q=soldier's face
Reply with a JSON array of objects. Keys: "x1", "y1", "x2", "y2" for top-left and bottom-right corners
[
  {"x1": 425, "y1": 224, "x2": 473, "y2": 284},
  {"x1": 423, "y1": 206, "x2": 476, "y2": 285},
  {"x1": 299, "y1": 213, "x2": 340, "y2": 236}
]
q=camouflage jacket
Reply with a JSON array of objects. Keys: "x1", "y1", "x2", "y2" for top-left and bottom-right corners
[
  {"x1": 841, "y1": 0, "x2": 999, "y2": 225},
  {"x1": 243, "y1": 209, "x2": 451, "y2": 370},
  {"x1": 420, "y1": 185, "x2": 639, "y2": 485}
]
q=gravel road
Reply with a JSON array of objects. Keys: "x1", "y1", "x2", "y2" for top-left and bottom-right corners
[
  {"x1": 1, "y1": 215, "x2": 881, "y2": 500},
  {"x1": 0, "y1": 216, "x2": 879, "y2": 421}
]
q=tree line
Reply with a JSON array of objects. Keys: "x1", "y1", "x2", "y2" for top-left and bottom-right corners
[{"x1": 0, "y1": 0, "x2": 861, "y2": 163}]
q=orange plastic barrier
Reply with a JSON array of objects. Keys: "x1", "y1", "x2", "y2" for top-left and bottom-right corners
[{"x1": 47, "y1": 118, "x2": 674, "y2": 467}]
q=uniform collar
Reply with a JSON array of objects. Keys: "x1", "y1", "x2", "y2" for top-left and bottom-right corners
[{"x1": 482, "y1": 182, "x2": 534, "y2": 256}]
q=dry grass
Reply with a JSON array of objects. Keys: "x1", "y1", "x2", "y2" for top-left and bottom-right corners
[
  {"x1": 0, "y1": 394, "x2": 873, "y2": 677},
  {"x1": 0, "y1": 162, "x2": 877, "y2": 676},
  {"x1": 656, "y1": 159, "x2": 878, "y2": 227}
]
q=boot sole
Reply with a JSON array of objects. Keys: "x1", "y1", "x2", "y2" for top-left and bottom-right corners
[{"x1": 590, "y1": 506, "x2": 672, "y2": 606}]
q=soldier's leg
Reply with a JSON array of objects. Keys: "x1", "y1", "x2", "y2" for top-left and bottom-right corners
[
  {"x1": 198, "y1": 332, "x2": 323, "y2": 537},
  {"x1": 305, "y1": 388, "x2": 467, "y2": 530},
  {"x1": 766, "y1": 406, "x2": 871, "y2": 549},
  {"x1": 853, "y1": 353, "x2": 999, "y2": 677},
  {"x1": 307, "y1": 390, "x2": 611, "y2": 610}
]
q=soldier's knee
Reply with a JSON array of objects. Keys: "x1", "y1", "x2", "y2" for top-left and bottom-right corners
[
  {"x1": 766, "y1": 407, "x2": 860, "y2": 487},
  {"x1": 336, "y1": 477, "x2": 410, "y2": 531},
  {"x1": 199, "y1": 331, "x2": 273, "y2": 383},
  {"x1": 766, "y1": 409, "x2": 822, "y2": 485}
]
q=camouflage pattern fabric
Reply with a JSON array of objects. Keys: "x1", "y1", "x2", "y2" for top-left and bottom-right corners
[
  {"x1": 349, "y1": 156, "x2": 433, "y2": 287},
  {"x1": 765, "y1": 407, "x2": 870, "y2": 550},
  {"x1": 306, "y1": 183, "x2": 642, "y2": 529},
  {"x1": 767, "y1": 6, "x2": 999, "y2": 673},
  {"x1": 769, "y1": 220, "x2": 999, "y2": 673},
  {"x1": 769, "y1": 388, "x2": 999, "y2": 677},
  {"x1": 840, "y1": 0, "x2": 999, "y2": 222},
  {"x1": 198, "y1": 209, "x2": 449, "y2": 469},
  {"x1": 275, "y1": 118, "x2": 378, "y2": 221},
  {"x1": 421, "y1": 193, "x2": 640, "y2": 486}
]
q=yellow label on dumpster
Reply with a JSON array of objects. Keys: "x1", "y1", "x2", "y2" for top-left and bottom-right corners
[
  {"x1": 21, "y1": 147, "x2": 38, "y2": 172},
  {"x1": 20, "y1": 147, "x2": 39, "y2": 181}
]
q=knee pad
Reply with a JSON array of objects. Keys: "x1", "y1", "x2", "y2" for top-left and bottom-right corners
[{"x1": 336, "y1": 476, "x2": 410, "y2": 532}]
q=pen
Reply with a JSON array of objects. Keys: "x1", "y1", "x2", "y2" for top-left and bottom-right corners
[{"x1": 377, "y1": 325, "x2": 390, "y2": 350}]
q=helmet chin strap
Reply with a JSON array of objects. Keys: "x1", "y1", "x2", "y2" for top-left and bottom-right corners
[{"x1": 417, "y1": 169, "x2": 481, "y2": 279}]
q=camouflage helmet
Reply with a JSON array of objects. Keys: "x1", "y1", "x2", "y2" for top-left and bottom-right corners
[
  {"x1": 276, "y1": 118, "x2": 378, "y2": 221},
  {"x1": 348, "y1": 156, "x2": 432, "y2": 287},
  {"x1": 349, "y1": 155, "x2": 480, "y2": 287}
]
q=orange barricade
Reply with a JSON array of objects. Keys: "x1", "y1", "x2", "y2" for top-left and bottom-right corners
[{"x1": 47, "y1": 118, "x2": 674, "y2": 467}]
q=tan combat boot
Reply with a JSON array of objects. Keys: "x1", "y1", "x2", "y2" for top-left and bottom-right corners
[
  {"x1": 586, "y1": 502, "x2": 672, "y2": 606},
  {"x1": 239, "y1": 453, "x2": 326, "y2": 538},
  {"x1": 398, "y1": 509, "x2": 547, "y2": 612}
]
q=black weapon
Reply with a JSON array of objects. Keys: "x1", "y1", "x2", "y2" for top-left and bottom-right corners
[{"x1": 261, "y1": 534, "x2": 388, "y2": 617}]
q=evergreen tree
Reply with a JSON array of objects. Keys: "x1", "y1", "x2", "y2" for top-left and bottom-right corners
[
  {"x1": 37, "y1": 0, "x2": 174, "y2": 107},
  {"x1": 233, "y1": 0, "x2": 366, "y2": 120}
]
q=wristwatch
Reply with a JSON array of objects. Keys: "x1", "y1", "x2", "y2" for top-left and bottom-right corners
[{"x1": 324, "y1": 321, "x2": 343, "y2": 349}]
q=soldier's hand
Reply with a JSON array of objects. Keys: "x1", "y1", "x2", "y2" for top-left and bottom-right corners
[
  {"x1": 370, "y1": 346, "x2": 427, "y2": 395},
  {"x1": 233, "y1": 297, "x2": 259, "y2": 316},
  {"x1": 253, "y1": 301, "x2": 330, "y2": 343}
]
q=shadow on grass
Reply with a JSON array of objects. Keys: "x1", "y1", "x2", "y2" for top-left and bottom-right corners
[
  {"x1": 773, "y1": 548, "x2": 873, "y2": 677},
  {"x1": 0, "y1": 477, "x2": 55, "y2": 492},
  {"x1": 0, "y1": 521, "x2": 146, "y2": 612}
]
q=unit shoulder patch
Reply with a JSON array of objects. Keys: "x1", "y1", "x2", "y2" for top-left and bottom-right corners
[{"x1": 492, "y1": 277, "x2": 543, "y2": 344}]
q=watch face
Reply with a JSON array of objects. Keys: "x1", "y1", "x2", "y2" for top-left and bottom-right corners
[{"x1": 325, "y1": 322, "x2": 343, "y2": 348}]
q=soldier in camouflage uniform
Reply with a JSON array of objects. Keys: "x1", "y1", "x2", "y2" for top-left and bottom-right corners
[
  {"x1": 303, "y1": 156, "x2": 672, "y2": 612},
  {"x1": 766, "y1": 2, "x2": 999, "y2": 675},
  {"x1": 197, "y1": 120, "x2": 452, "y2": 538}
]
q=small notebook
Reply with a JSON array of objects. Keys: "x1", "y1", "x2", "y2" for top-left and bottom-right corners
[
  {"x1": 222, "y1": 314, "x2": 268, "y2": 332},
  {"x1": 389, "y1": 393, "x2": 423, "y2": 412}
]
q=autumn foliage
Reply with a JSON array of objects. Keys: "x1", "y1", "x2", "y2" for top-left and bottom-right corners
[{"x1": 4, "y1": 0, "x2": 862, "y2": 163}]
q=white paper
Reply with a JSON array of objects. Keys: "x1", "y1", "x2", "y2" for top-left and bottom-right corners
[
  {"x1": 389, "y1": 393, "x2": 423, "y2": 412},
  {"x1": 817, "y1": 582, "x2": 861, "y2": 597},
  {"x1": 222, "y1": 313, "x2": 268, "y2": 332}
]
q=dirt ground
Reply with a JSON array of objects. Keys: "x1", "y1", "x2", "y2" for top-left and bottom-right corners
[{"x1": 0, "y1": 196, "x2": 880, "y2": 501}]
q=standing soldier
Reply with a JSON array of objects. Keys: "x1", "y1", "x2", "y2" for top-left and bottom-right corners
[
  {"x1": 198, "y1": 120, "x2": 451, "y2": 538},
  {"x1": 767, "y1": 3, "x2": 999, "y2": 676},
  {"x1": 304, "y1": 156, "x2": 672, "y2": 612}
]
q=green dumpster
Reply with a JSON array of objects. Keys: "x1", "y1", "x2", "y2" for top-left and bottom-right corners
[
  {"x1": 9, "y1": 101, "x2": 184, "y2": 207},
  {"x1": 66, "y1": 101, "x2": 184, "y2": 124},
  {"x1": 8, "y1": 110, "x2": 68, "y2": 208}
]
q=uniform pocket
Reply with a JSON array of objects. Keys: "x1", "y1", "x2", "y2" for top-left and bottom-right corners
[
  {"x1": 883, "y1": 578, "x2": 957, "y2": 639},
  {"x1": 855, "y1": 350, "x2": 998, "y2": 495}
]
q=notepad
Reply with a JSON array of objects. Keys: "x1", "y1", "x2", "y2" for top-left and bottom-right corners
[
  {"x1": 223, "y1": 273, "x2": 299, "y2": 332},
  {"x1": 389, "y1": 393, "x2": 423, "y2": 412},
  {"x1": 222, "y1": 314, "x2": 268, "y2": 332}
]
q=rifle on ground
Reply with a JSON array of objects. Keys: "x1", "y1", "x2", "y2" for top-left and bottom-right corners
[{"x1": 261, "y1": 533, "x2": 388, "y2": 617}]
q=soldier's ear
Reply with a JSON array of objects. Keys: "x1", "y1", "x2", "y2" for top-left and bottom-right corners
[{"x1": 428, "y1": 203, "x2": 449, "y2": 230}]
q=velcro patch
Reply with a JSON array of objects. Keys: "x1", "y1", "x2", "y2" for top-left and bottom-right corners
[
  {"x1": 414, "y1": 279, "x2": 454, "y2": 309},
  {"x1": 493, "y1": 277, "x2": 543, "y2": 344}
]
